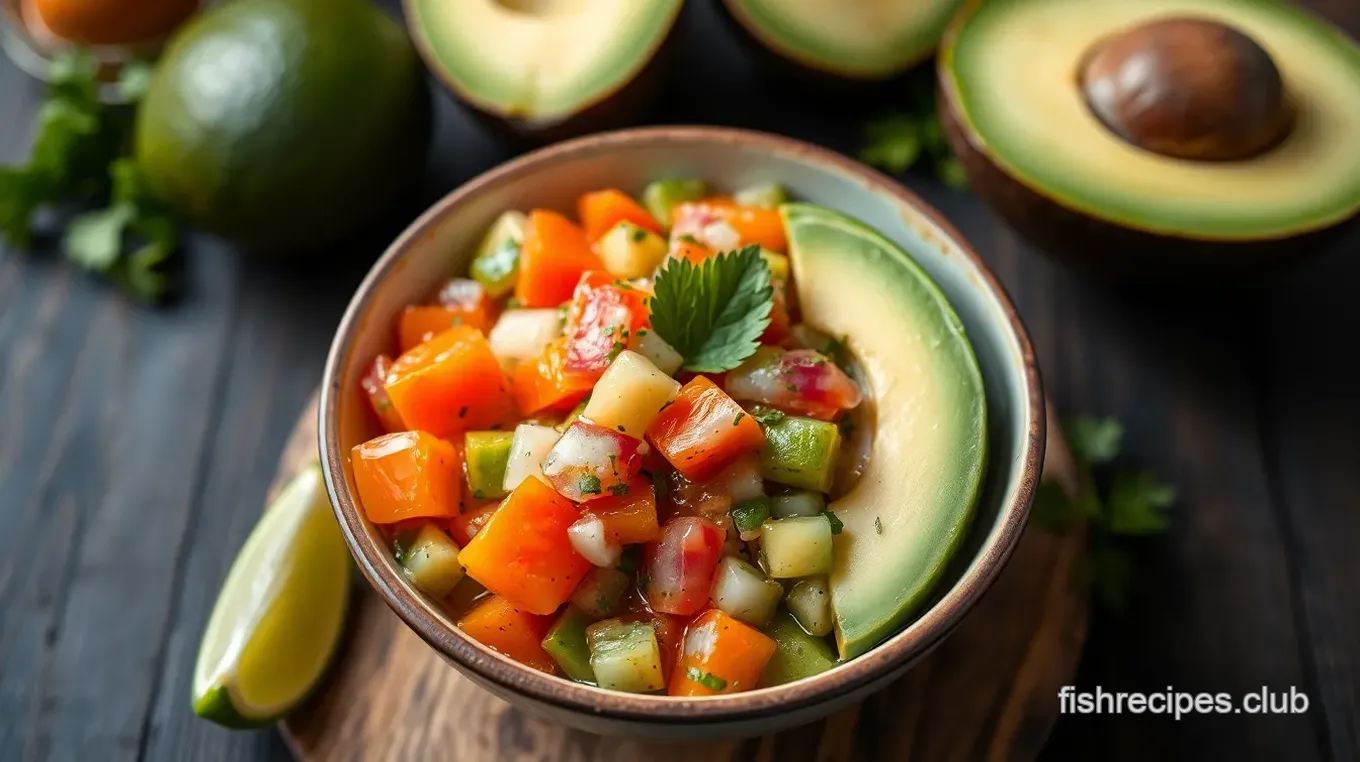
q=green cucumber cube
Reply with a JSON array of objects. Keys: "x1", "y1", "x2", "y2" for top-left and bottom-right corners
[
  {"x1": 759, "y1": 414, "x2": 841, "y2": 492},
  {"x1": 586, "y1": 618, "x2": 665, "y2": 693},
  {"x1": 470, "y1": 211, "x2": 526, "y2": 297},
  {"x1": 542, "y1": 607, "x2": 596, "y2": 683},
  {"x1": 401, "y1": 524, "x2": 464, "y2": 598},
  {"x1": 785, "y1": 576, "x2": 833, "y2": 636},
  {"x1": 570, "y1": 567, "x2": 631, "y2": 618},
  {"x1": 760, "y1": 516, "x2": 833, "y2": 578},
  {"x1": 641, "y1": 179, "x2": 706, "y2": 227},
  {"x1": 464, "y1": 431, "x2": 514, "y2": 499},
  {"x1": 761, "y1": 609, "x2": 837, "y2": 686},
  {"x1": 734, "y1": 182, "x2": 787, "y2": 209}
]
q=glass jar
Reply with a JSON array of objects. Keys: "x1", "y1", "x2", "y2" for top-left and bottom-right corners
[{"x1": 1, "y1": 0, "x2": 201, "y2": 101}]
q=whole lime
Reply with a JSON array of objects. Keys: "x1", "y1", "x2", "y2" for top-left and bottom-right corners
[{"x1": 135, "y1": 0, "x2": 431, "y2": 251}]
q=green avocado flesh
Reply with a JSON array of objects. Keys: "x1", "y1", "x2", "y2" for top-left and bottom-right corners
[
  {"x1": 724, "y1": 0, "x2": 964, "y2": 79},
  {"x1": 942, "y1": 0, "x2": 1360, "y2": 239},
  {"x1": 409, "y1": 0, "x2": 682, "y2": 122},
  {"x1": 781, "y1": 203, "x2": 986, "y2": 660}
]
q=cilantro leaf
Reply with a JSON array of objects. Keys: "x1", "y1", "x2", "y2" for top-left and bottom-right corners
[
  {"x1": 1106, "y1": 470, "x2": 1175, "y2": 535},
  {"x1": 860, "y1": 87, "x2": 965, "y2": 190},
  {"x1": 578, "y1": 473, "x2": 602, "y2": 496},
  {"x1": 65, "y1": 203, "x2": 136, "y2": 270},
  {"x1": 2, "y1": 51, "x2": 178, "y2": 301},
  {"x1": 116, "y1": 60, "x2": 155, "y2": 103},
  {"x1": 648, "y1": 245, "x2": 773, "y2": 373},
  {"x1": 62, "y1": 159, "x2": 178, "y2": 302},
  {"x1": 825, "y1": 511, "x2": 844, "y2": 535},
  {"x1": 751, "y1": 408, "x2": 785, "y2": 426},
  {"x1": 1065, "y1": 417, "x2": 1123, "y2": 465},
  {"x1": 685, "y1": 667, "x2": 727, "y2": 692},
  {"x1": 860, "y1": 115, "x2": 921, "y2": 174},
  {"x1": 1030, "y1": 415, "x2": 1174, "y2": 615},
  {"x1": 936, "y1": 156, "x2": 970, "y2": 191}
]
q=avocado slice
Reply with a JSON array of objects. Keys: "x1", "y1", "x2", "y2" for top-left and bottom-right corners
[
  {"x1": 407, "y1": 0, "x2": 682, "y2": 140},
  {"x1": 938, "y1": 0, "x2": 1360, "y2": 276},
  {"x1": 721, "y1": 0, "x2": 964, "y2": 80},
  {"x1": 781, "y1": 203, "x2": 986, "y2": 660}
]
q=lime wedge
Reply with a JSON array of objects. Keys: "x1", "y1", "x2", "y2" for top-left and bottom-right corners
[{"x1": 192, "y1": 463, "x2": 351, "y2": 728}]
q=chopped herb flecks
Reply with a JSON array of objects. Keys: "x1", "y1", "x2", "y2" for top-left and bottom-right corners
[
  {"x1": 752, "y1": 408, "x2": 785, "y2": 426},
  {"x1": 686, "y1": 667, "x2": 727, "y2": 692},
  {"x1": 825, "y1": 511, "x2": 844, "y2": 535},
  {"x1": 578, "y1": 474, "x2": 602, "y2": 495}
]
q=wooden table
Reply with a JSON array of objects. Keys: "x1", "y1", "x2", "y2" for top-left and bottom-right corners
[{"x1": 1, "y1": 2, "x2": 1356, "y2": 760}]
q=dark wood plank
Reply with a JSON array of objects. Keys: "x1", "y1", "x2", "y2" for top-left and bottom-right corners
[
  {"x1": 1036, "y1": 278, "x2": 1325, "y2": 762},
  {"x1": 0, "y1": 49, "x2": 234, "y2": 760},
  {"x1": 1263, "y1": 2, "x2": 1360, "y2": 757},
  {"x1": 135, "y1": 258, "x2": 362, "y2": 762},
  {"x1": 1261, "y1": 234, "x2": 1360, "y2": 760},
  {"x1": 0, "y1": 233, "x2": 240, "y2": 762}
]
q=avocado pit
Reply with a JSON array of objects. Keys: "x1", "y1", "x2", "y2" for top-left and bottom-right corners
[{"x1": 1079, "y1": 17, "x2": 1292, "y2": 161}]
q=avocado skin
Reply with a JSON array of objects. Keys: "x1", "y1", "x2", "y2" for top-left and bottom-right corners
[
  {"x1": 405, "y1": 0, "x2": 677, "y2": 146},
  {"x1": 934, "y1": 10, "x2": 1355, "y2": 283},
  {"x1": 136, "y1": 0, "x2": 432, "y2": 253}
]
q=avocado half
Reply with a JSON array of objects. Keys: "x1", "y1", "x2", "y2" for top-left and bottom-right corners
[
  {"x1": 720, "y1": 0, "x2": 965, "y2": 80},
  {"x1": 781, "y1": 203, "x2": 987, "y2": 660},
  {"x1": 405, "y1": 0, "x2": 682, "y2": 142},
  {"x1": 939, "y1": 0, "x2": 1360, "y2": 278}
]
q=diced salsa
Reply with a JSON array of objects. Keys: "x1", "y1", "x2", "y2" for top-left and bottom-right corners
[{"x1": 348, "y1": 182, "x2": 866, "y2": 694}]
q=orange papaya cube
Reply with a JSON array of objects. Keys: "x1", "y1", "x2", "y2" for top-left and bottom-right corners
[
  {"x1": 515, "y1": 210, "x2": 602, "y2": 308},
  {"x1": 578, "y1": 189, "x2": 663, "y2": 242},
  {"x1": 384, "y1": 325, "x2": 516, "y2": 438},
  {"x1": 351, "y1": 431, "x2": 461, "y2": 524},
  {"x1": 458, "y1": 476, "x2": 592, "y2": 615},
  {"x1": 584, "y1": 476, "x2": 660, "y2": 544},
  {"x1": 457, "y1": 595, "x2": 557, "y2": 674},
  {"x1": 398, "y1": 304, "x2": 491, "y2": 353},
  {"x1": 668, "y1": 609, "x2": 776, "y2": 696},
  {"x1": 511, "y1": 337, "x2": 594, "y2": 416}
]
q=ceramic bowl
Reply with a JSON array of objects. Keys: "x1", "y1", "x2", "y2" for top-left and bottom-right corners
[{"x1": 319, "y1": 126, "x2": 1045, "y2": 740}]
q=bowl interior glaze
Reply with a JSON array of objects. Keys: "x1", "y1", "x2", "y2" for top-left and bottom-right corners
[{"x1": 320, "y1": 126, "x2": 1043, "y2": 735}]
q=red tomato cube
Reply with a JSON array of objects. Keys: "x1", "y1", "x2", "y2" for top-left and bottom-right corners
[
  {"x1": 562, "y1": 271, "x2": 650, "y2": 379},
  {"x1": 360, "y1": 354, "x2": 405, "y2": 433},
  {"x1": 646, "y1": 376, "x2": 766, "y2": 481},
  {"x1": 726, "y1": 347, "x2": 862, "y2": 421},
  {"x1": 643, "y1": 517, "x2": 724, "y2": 616}
]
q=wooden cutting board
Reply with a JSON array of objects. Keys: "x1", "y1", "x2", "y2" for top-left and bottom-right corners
[{"x1": 270, "y1": 395, "x2": 1087, "y2": 762}]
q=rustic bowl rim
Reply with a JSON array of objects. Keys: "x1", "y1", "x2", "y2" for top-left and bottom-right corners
[{"x1": 319, "y1": 125, "x2": 1045, "y2": 725}]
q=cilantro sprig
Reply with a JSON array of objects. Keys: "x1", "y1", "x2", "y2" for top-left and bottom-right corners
[
  {"x1": 859, "y1": 76, "x2": 968, "y2": 190},
  {"x1": 1032, "y1": 417, "x2": 1175, "y2": 612},
  {"x1": 0, "y1": 50, "x2": 178, "y2": 301},
  {"x1": 647, "y1": 245, "x2": 774, "y2": 373}
]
